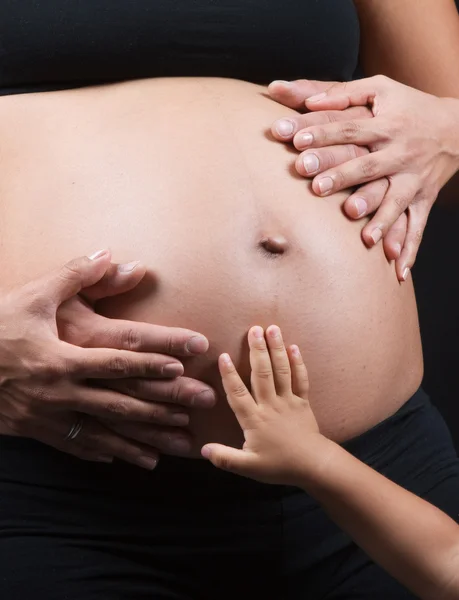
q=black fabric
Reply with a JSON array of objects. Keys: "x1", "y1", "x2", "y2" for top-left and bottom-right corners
[
  {"x1": 1, "y1": 388, "x2": 458, "y2": 599},
  {"x1": 0, "y1": 0, "x2": 360, "y2": 94}
]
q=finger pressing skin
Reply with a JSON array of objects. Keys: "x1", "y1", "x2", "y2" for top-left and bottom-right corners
[
  {"x1": 287, "y1": 345, "x2": 310, "y2": 399},
  {"x1": 63, "y1": 344, "x2": 184, "y2": 379},
  {"x1": 79, "y1": 317, "x2": 210, "y2": 357},
  {"x1": 67, "y1": 384, "x2": 188, "y2": 424},
  {"x1": 397, "y1": 202, "x2": 430, "y2": 282},
  {"x1": 296, "y1": 144, "x2": 368, "y2": 178},
  {"x1": 218, "y1": 353, "x2": 257, "y2": 427},
  {"x1": 106, "y1": 422, "x2": 193, "y2": 457},
  {"x1": 81, "y1": 260, "x2": 146, "y2": 303},
  {"x1": 310, "y1": 149, "x2": 397, "y2": 197},
  {"x1": 104, "y1": 377, "x2": 216, "y2": 409},
  {"x1": 201, "y1": 443, "x2": 253, "y2": 476},
  {"x1": 268, "y1": 79, "x2": 335, "y2": 111},
  {"x1": 344, "y1": 178, "x2": 390, "y2": 220},
  {"x1": 362, "y1": 173, "x2": 419, "y2": 248},
  {"x1": 271, "y1": 106, "x2": 373, "y2": 142},
  {"x1": 249, "y1": 326, "x2": 276, "y2": 404},
  {"x1": 383, "y1": 213, "x2": 408, "y2": 263},
  {"x1": 265, "y1": 325, "x2": 291, "y2": 397}
]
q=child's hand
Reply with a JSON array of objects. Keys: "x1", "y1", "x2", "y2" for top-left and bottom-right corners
[{"x1": 201, "y1": 325, "x2": 334, "y2": 486}]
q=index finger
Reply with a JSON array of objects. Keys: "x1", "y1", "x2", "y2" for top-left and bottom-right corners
[{"x1": 81, "y1": 316, "x2": 210, "y2": 357}]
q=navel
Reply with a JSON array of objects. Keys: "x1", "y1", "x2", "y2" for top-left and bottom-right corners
[{"x1": 258, "y1": 234, "x2": 289, "y2": 256}]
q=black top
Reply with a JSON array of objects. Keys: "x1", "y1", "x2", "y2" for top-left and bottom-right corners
[{"x1": 0, "y1": 0, "x2": 360, "y2": 95}]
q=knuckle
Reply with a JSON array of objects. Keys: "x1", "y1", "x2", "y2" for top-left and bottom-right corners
[
  {"x1": 360, "y1": 157, "x2": 380, "y2": 179},
  {"x1": 254, "y1": 368, "x2": 273, "y2": 381},
  {"x1": 393, "y1": 195, "x2": 409, "y2": 211},
  {"x1": 104, "y1": 356, "x2": 131, "y2": 376},
  {"x1": 104, "y1": 397, "x2": 129, "y2": 418},
  {"x1": 339, "y1": 121, "x2": 360, "y2": 141},
  {"x1": 231, "y1": 383, "x2": 248, "y2": 398},
  {"x1": 276, "y1": 365, "x2": 291, "y2": 377},
  {"x1": 120, "y1": 328, "x2": 143, "y2": 352}
]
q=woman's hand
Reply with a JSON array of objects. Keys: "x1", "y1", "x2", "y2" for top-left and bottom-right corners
[
  {"x1": 269, "y1": 79, "x2": 407, "y2": 276},
  {"x1": 0, "y1": 250, "x2": 212, "y2": 467},
  {"x1": 271, "y1": 76, "x2": 459, "y2": 279},
  {"x1": 201, "y1": 325, "x2": 333, "y2": 487}
]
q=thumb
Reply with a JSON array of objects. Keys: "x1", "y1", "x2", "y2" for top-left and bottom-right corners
[
  {"x1": 268, "y1": 79, "x2": 338, "y2": 110},
  {"x1": 305, "y1": 78, "x2": 381, "y2": 112},
  {"x1": 30, "y1": 249, "x2": 112, "y2": 308},
  {"x1": 201, "y1": 444, "x2": 255, "y2": 476},
  {"x1": 81, "y1": 260, "x2": 148, "y2": 304}
]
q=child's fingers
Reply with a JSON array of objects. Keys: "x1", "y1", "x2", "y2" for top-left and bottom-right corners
[
  {"x1": 218, "y1": 353, "x2": 257, "y2": 426},
  {"x1": 288, "y1": 345, "x2": 310, "y2": 399},
  {"x1": 249, "y1": 326, "x2": 276, "y2": 404},
  {"x1": 265, "y1": 325, "x2": 292, "y2": 396},
  {"x1": 201, "y1": 443, "x2": 256, "y2": 477}
]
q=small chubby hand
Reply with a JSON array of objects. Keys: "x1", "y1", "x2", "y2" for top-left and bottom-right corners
[{"x1": 201, "y1": 325, "x2": 332, "y2": 486}]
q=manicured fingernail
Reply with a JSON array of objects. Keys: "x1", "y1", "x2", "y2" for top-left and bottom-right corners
[
  {"x1": 172, "y1": 412, "x2": 190, "y2": 426},
  {"x1": 303, "y1": 153, "x2": 320, "y2": 174},
  {"x1": 136, "y1": 455, "x2": 158, "y2": 470},
  {"x1": 402, "y1": 267, "x2": 410, "y2": 281},
  {"x1": 370, "y1": 228, "x2": 383, "y2": 245},
  {"x1": 192, "y1": 390, "x2": 216, "y2": 408},
  {"x1": 96, "y1": 455, "x2": 114, "y2": 463},
  {"x1": 353, "y1": 197, "x2": 368, "y2": 217},
  {"x1": 268, "y1": 325, "x2": 281, "y2": 338},
  {"x1": 275, "y1": 119, "x2": 295, "y2": 137},
  {"x1": 186, "y1": 336, "x2": 209, "y2": 354},
  {"x1": 252, "y1": 326, "x2": 264, "y2": 339},
  {"x1": 297, "y1": 133, "x2": 314, "y2": 148},
  {"x1": 88, "y1": 249, "x2": 109, "y2": 260},
  {"x1": 393, "y1": 243, "x2": 402, "y2": 258},
  {"x1": 307, "y1": 92, "x2": 327, "y2": 103},
  {"x1": 117, "y1": 260, "x2": 140, "y2": 273},
  {"x1": 317, "y1": 177, "x2": 334, "y2": 195},
  {"x1": 163, "y1": 363, "x2": 184, "y2": 377},
  {"x1": 271, "y1": 80, "x2": 291, "y2": 87}
]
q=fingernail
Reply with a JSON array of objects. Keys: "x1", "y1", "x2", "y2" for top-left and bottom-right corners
[
  {"x1": 370, "y1": 228, "x2": 383, "y2": 245},
  {"x1": 353, "y1": 197, "x2": 368, "y2": 217},
  {"x1": 117, "y1": 260, "x2": 140, "y2": 273},
  {"x1": 275, "y1": 119, "x2": 295, "y2": 137},
  {"x1": 271, "y1": 80, "x2": 291, "y2": 87},
  {"x1": 291, "y1": 345, "x2": 301, "y2": 358},
  {"x1": 297, "y1": 133, "x2": 314, "y2": 148},
  {"x1": 267, "y1": 325, "x2": 281, "y2": 338},
  {"x1": 88, "y1": 249, "x2": 109, "y2": 260},
  {"x1": 170, "y1": 438, "x2": 192, "y2": 455},
  {"x1": 303, "y1": 154, "x2": 320, "y2": 174},
  {"x1": 136, "y1": 455, "x2": 158, "y2": 470},
  {"x1": 201, "y1": 445, "x2": 211, "y2": 459},
  {"x1": 96, "y1": 455, "x2": 114, "y2": 463},
  {"x1": 252, "y1": 326, "x2": 264, "y2": 339},
  {"x1": 192, "y1": 390, "x2": 216, "y2": 408},
  {"x1": 186, "y1": 335, "x2": 209, "y2": 354},
  {"x1": 402, "y1": 267, "x2": 410, "y2": 281},
  {"x1": 307, "y1": 92, "x2": 327, "y2": 103},
  {"x1": 393, "y1": 243, "x2": 402, "y2": 258},
  {"x1": 221, "y1": 353, "x2": 233, "y2": 366},
  {"x1": 163, "y1": 363, "x2": 184, "y2": 377},
  {"x1": 317, "y1": 177, "x2": 334, "y2": 195},
  {"x1": 172, "y1": 412, "x2": 190, "y2": 426}
]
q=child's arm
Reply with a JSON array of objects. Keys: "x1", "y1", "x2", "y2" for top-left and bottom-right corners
[{"x1": 201, "y1": 325, "x2": 459, "y2": 600}]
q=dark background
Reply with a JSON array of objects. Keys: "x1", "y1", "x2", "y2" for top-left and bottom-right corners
[{"x1": 412, "y1": 0, "x2": 459, "y2": 449}]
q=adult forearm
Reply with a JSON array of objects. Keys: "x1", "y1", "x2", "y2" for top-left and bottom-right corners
[{"x1": 300, "y1": 441, "x2": 459, "y2": 600}]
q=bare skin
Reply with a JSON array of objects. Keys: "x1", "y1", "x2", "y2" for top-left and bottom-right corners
[
  {"x1": 202, "y1": 327, "x2": 459, "y2": 600},
  {"x1": 0, "y1": 77, "x2": 423, "y2": 457}
]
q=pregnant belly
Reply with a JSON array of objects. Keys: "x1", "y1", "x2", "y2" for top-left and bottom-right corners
[{"x1": 0, "y1": 78, "x2": 423, "y2": 457}]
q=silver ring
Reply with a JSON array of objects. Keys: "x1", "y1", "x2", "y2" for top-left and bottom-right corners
[{"x1": 64, "y1": 417, "x2": 84, "y2": 441}]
